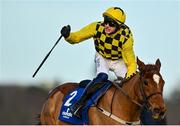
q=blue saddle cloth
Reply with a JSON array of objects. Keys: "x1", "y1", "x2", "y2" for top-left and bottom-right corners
[{"x1": 58, "y1": 80, "x2": 112, "y2": 125}]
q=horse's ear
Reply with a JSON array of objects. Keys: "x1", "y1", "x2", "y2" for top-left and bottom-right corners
[
  {"x1": 155, "y1": 58, "x2": 161, "y2": 71},
  {"x1": 137, "y1": 57, "x2": 145, "y2": 71}
]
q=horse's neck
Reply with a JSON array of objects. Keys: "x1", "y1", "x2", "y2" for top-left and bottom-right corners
[
  {"x1": 122, "y1": 74, "x2": 142, "y2": 105},
  {"x1": 116, "y1": 75, "x2": 141, "y2": 121},
  {"x1": 99, "y1": 74, "x2": 142, "y2": 122}
]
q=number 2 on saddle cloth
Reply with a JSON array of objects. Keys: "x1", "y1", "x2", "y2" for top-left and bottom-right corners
[{"x1": 58, "y1": 80, "x2": 112, "y2": 125}]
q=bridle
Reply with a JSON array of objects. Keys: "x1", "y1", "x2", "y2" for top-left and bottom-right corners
[
  {"x1": 96, "y1": 72, "x2": 163, "y2": 124},
  {"x1": 138, "y1": 72, "x2": 162, "y2": 110},
  {"x1": 114, "y1": 73, "x2": 162, "y2": 110}
]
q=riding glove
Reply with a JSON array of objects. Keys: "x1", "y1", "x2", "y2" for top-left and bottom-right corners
[
  {"x1": 126, "y1": 72, "x2": 136, "y2": 79},
  {"x1": 61, "y1": 25, "x2": 71, "y2": 38}
]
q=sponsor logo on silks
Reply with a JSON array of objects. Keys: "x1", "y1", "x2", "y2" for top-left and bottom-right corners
[{"x1": 62, "y1": 108, "x2": 72, "y2": 119}]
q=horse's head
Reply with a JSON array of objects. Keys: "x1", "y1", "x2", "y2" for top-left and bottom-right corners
[{"x1": 137, "y1": 57, "x2": 166, "y2": 120}]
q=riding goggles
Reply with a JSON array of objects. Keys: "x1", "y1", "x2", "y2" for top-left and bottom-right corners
[{"x1": 104, "y1": 16, "x2": 119, "y2": 27}]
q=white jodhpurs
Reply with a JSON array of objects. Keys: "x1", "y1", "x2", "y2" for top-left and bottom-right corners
[{"x1": 95, "y1": 52, "x2": 127, "y2": 78}]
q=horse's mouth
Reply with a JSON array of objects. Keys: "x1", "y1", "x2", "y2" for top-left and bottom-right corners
[{"x1": 152, "y1": 109, "x2": 166, "y2": 120}]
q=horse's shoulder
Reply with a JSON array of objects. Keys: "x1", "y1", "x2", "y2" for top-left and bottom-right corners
[
  {"x1": 48, "y1": 83, "x2": 78, "y2": 98},
  {"x1": 108, "y1": 85, "x2": 116, "y2": 92},
  {"x1": 99, "y1": 85, "x2": 116, "y2": 102}
]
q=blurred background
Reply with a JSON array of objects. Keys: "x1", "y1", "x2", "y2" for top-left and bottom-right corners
[{"x1": 0, "y1": 0, "x2": 180, "y2": 124}]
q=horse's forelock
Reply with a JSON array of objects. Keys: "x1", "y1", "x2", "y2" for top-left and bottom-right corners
[{"x1": 142, "y1": 64, "x2": 159, "y2": 74}]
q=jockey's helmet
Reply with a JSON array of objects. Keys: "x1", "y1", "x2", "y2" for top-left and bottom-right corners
[{"x1": 103, "y1": 7, "x2": 126, "y2": 24}]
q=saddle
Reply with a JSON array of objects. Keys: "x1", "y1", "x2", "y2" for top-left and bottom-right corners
[{"x1": 58, "y1": 79, "x2": 112, "y2": 125}]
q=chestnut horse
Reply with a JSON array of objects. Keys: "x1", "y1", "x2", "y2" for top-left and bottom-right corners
[{"x1": 39, "y1": 58, "x2": 166, "y2": 125}]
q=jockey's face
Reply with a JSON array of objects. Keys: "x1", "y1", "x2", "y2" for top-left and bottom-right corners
[
  {"x1": 104, "y1": 23, "x2": 116, "y2": 34},
  {"x1": 104, "y1": 16, "x2": 118, "y2": 34}
]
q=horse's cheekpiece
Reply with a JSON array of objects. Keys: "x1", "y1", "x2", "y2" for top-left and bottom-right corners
[{"x1": 58, "y1": 80, "x2": 112, "y2": 125}]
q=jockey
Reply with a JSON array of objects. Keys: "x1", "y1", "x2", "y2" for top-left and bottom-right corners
[{"x1": 61, "y1": 7, "x2": 137, "y2": 118}]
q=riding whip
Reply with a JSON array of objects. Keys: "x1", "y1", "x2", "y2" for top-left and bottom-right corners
[{"x1": 32, "y1": 35, "x2": 63, "y2": 78}]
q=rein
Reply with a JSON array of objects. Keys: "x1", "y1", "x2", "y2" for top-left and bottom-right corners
[
  {"x1": 112, "y1": 74, "x2": 144, "y2": 108},
  {"x1": 95, "y1": 87, "x2": 141, "y2": 125},
  {"x1": 95, "y1": 73, "x2": 162, "y2": 124},
  {"x1": 113, "y1": 82, "x2": 144, "y2": 107},
  {"x1": 113, "y1": 73, "x2": 162, "y2": 110}
]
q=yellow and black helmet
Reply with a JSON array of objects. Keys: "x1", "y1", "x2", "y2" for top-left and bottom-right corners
[{"x1": 103, "y1": 7, "x2": 126, "y2": 24}]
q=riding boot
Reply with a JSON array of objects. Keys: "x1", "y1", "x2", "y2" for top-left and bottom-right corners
[{"x1": 70, "y1": 72, "x2": 108, "y2": 118}]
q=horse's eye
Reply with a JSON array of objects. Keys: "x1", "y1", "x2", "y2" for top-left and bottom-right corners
[{"x1": 143, "y1": 80, "x2": 148, "y2": 86}]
